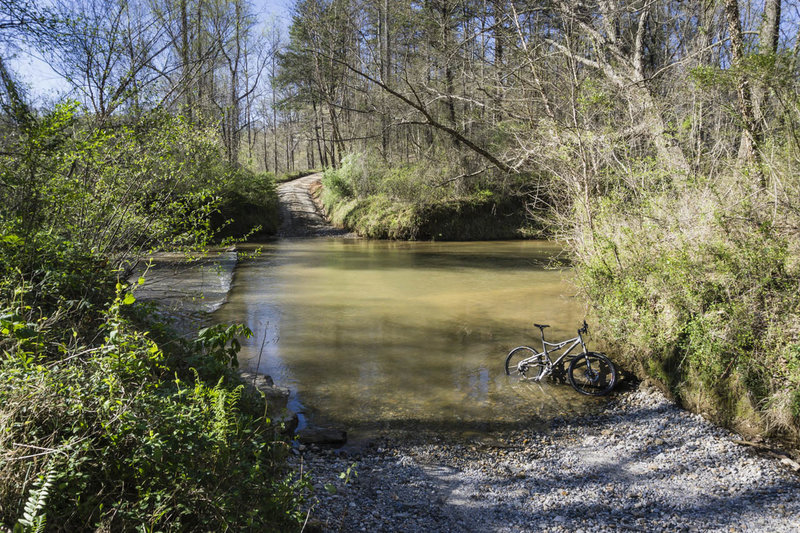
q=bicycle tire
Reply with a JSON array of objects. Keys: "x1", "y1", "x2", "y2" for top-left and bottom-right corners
[
  {"x1": 568, "y1": 352, "x2": 617, "y2": 396},
  {"x1": 504, "y1": 346, "x2": 547, "y2": 381}
]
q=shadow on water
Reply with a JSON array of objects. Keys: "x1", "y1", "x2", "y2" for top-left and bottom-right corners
[
  {"x1": 238, "y1": 239, "x2": 572, "y2": 271},
  {"x1": 215, "y1": 238, "x2": 603, "y2": 439}
]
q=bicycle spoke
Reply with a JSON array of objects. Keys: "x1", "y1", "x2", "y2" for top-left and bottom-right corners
[
  {"x1": 505, "y1": 347, "x2": 547, "y2": 382},
  {"x1": 568, "y1": 353, "x2": 617, "y2": 396}
]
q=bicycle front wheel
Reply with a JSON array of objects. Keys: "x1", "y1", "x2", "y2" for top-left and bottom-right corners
[
  {"x1": 568, "y1": 352, "x2": 617, "y2": 396},
  {"x1": 505, "y1": 346, "x2": 547, "y2": 382}
]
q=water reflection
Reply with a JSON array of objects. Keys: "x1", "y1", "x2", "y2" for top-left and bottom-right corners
[{"x1": 214, "y1": 239, "x2": 605, "y2": 436}]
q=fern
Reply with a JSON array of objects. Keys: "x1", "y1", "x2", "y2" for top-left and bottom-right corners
[
  {"x1": 15, "y1": 465, "x2": 57, "y2": 533},
  {"x1": 211, "y1": 379, "x2": 230, "y2": 446},
  {"x1": 210, "y1": 380, "x2": 244, "y2": 447}
]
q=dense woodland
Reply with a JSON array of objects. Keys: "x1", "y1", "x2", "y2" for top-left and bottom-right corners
[{"x1": 2, "y1": 0, "x2": 800, "y2": 530}]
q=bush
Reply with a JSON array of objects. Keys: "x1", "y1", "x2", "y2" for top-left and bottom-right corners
[
  {"x1": 572, "y1": 171, "x2": 800, "y2": 439},
  {"x1": 212, "y1": 169, "x2": 280, "y2": 239},
  {"x1": 0, "y1": 97, "x2": 305, "y2": 530},
  {"x1": 0, "y1": 105, "x2": 280, "y2": 266},
  {"x1": 0, "y1": 229, "x2": 116, "y2": 346},
  {"x1": 0, "y1": 278, "x2": 309, "y2": 531}
]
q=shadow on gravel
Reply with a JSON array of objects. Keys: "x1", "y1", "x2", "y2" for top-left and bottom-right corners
[
  {"x1": 456, "y1": 469, "x2": 800, "y2": 531},
  {"x1": 470, "y1": 410, "x2": 797, "y2": 530},
  {"x1": 321, "y1": 404, "x2": 799, "y2": 531}
]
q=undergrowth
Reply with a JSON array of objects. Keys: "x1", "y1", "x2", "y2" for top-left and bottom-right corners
[
  {"x1": 318, "y1": 153, "x2": 538, "y2": 240},
  {"x1": 571, "y1": 170, "x2": 800, "y2": 440},
  {"x1": 0, "y1": 86, "x2": 305, "y2": 530},
  {"x1": 0, "y1": 237, "x2": 309, "y2": 531}
]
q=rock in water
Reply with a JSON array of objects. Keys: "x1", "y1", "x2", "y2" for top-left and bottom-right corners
[{"x1": 296, "y1": 427, "x2": 348, "y2": 446}]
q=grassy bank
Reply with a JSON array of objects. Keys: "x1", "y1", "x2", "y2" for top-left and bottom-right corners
[
  {"x1": 568, "y1": 169, "x2": 800, "y2": 443},
  {"x1": 317, "y1": 154, "x2": 538, "y2": 240}
]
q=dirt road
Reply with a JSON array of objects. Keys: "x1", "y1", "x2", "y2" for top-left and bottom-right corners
[{"x1": 277, "y1": 173, "x2": 349, "y2": 238}]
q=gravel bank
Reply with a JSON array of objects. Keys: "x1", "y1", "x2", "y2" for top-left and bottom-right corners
[{"x1": 294, "y1": 383, "x2": 800, "y2": 532}]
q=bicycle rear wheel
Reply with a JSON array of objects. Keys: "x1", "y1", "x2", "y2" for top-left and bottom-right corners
[
  {"x1": 505, "y1": 347, "x2": 547, "y2": 381},
  {"x1": 568, "y1": 352, "x2": 617, "y2": 396}
]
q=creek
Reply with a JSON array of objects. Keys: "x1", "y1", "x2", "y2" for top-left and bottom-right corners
[{"x1": 214, "y1": 238, "x2": 608, "y2": 438}]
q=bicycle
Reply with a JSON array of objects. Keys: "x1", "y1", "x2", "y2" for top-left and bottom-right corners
[{"x1": 504, "y1": 321, "x2": 617, "y2": 396}]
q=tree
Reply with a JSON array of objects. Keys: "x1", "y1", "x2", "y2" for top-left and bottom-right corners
[
  {"x1": 724, "y1": 0, "x2": 765, "y2": 185},
  {"x1": 41, "y1": 0, "x2": 170, "y2": 121}
]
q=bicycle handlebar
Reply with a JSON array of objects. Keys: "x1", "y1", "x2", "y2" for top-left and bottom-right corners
[{"x1": 578, "y1": 320, "x2": 589, "y2": 335}]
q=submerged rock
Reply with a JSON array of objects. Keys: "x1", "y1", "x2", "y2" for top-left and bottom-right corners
[
  {"x1": 239, "y1": 371, "x2": 290, "y2": 413},
  {"x1": 296, "y1": 427, "x2": 348, "y2": 446}
]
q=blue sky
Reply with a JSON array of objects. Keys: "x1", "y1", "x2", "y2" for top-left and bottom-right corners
[{"x1": 10, "y1": 0, "x2": 293, "y2": 100}]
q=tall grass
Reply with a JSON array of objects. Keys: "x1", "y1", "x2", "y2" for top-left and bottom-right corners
[{"x1": 570, "y1": 168, "x2": 800, "y2": 439}]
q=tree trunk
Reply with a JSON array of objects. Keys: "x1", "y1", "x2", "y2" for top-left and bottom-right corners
[
  {"x1": 492, "y1": 0, "x2": 504, "y2": 122},
  {"x1": 180, "y1": 0, "x2": 192, "y2": 121},
  {"x1": 312, "y1": 99, "x2": 326, "y2": 167},
  {"x1": 271, "y1": 54, "x2": 279, "y2": 173},
  {"x1": 749, "y1": 0, "x2": 781, "y2": 139},
  {"x1": 264, "y1": 120, "x2": 277, "y2": 171},
  {"x1": 379, "y1": 0, "x2": 390, "y2": 157},
  {"x1": 725, "y1": 0, "x2": 766, "y2": 186}
]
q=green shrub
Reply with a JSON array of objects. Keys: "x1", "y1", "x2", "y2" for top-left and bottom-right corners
[
  {"x1": 0, "y1": 104, "x2": 280, "y2": 264},
  {"x1": 0, "y1": 98, "x2": 305, "y2": 530},
  {"x1": 572, "y1": 171, "x2": 800, "y2": 439},
  {"x1": 212, "y1": 169, "x2": 280, "y2": 239},
  {"x1": 0, "y1": 228, "x2": 116, "y2": 347},
  {"x1": 321, "y1": 162, "x2": 355, "y2": 199},
  {"x1": 0, "y1": 284, "x2": 309, "y2": 531}
]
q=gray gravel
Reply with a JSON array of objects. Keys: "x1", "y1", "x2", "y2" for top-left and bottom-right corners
[
  {"x1": 293, "y1": 383, "x2": 800, "y2": 532},
  {"x1": 278, "y1": 174, "x2": 352, "y2": 238}
]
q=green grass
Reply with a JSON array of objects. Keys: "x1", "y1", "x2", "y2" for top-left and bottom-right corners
[{"x1": 318, "y1": 155, "x2": 539, "y2": 240}]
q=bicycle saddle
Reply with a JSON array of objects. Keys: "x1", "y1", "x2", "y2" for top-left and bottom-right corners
[{"x1": 533, "y1": 323, "x2": 550, "y2": 329}]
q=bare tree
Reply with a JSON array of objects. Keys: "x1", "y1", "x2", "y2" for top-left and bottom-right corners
[{"x1": 725, "y1": 0, "x2": 765, "y2": 185}]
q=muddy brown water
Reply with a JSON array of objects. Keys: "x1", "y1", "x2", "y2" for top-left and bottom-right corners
[{"x1": 214, "y1": 238, "x2": 610, "y2": 438}]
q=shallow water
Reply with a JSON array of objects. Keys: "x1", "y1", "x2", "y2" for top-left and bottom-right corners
[{"x1": 214, "y1": 239, "x2": 607, "y2": 436}]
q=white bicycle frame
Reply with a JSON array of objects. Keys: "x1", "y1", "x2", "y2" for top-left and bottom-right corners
[{"x1": 512, "y1": 330, "x2": 588, "y2": 380}]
